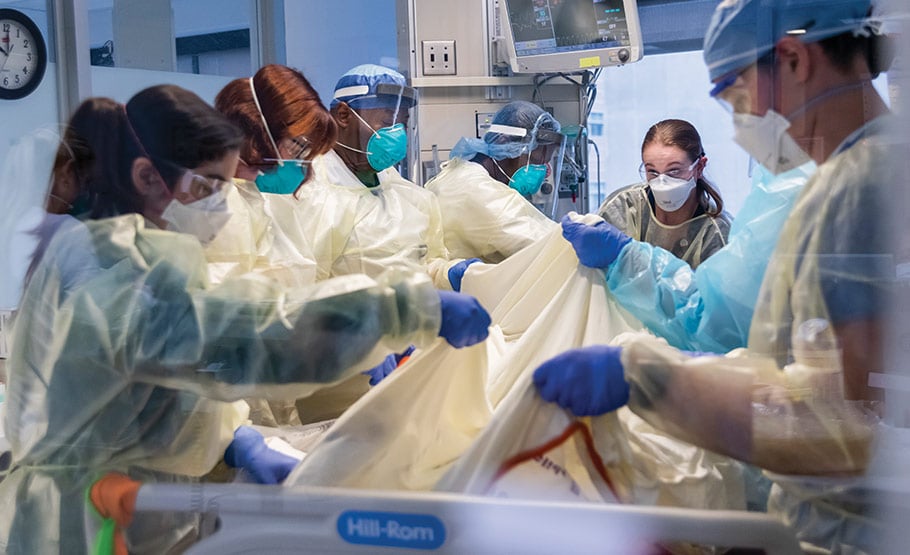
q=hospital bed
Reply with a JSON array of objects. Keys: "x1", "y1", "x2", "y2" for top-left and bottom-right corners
[{"x1": 130, "y1": 482, "x2": 803, "y2": 554}]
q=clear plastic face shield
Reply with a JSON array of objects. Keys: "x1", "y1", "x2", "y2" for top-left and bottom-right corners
[
  {"x1": 337, "y1": 82, "x2": 419, "y2": 173},
  {"x1": 486, "y1": 112, "x2": 566, "y2": 197},
  {"x1": 707, "y1": 10, "x2": 884, "y2": 176},
  {"x1": 709, "y1": 53, "x2": 813, "y2": 175}
]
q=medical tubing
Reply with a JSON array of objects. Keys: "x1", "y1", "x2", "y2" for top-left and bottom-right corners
[{"x1": 484, "y1": 420, "x2": 621, "y2": 502}]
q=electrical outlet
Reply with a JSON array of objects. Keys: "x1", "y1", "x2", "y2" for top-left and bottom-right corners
[{"x1": 422, "y1": 40, "x2": 456, "y2": 75}]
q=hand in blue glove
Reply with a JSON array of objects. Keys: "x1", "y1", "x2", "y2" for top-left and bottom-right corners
[
  {"x1": 362, "y1": 353, "x2": 398, "y2": 386},
  {"x1": 533, "y1": 345, "x2": 630, "y2": 416},
  {"x1": 224, "y1": 426, "x2": 299, "y2": 484},
  {"x1": 361, "y1": 345, "x2": 416, "y2": 386},
  {"x1": 560, "y1": 215, "x2": 631, "y2": 269},
  {"x1": 437, "y1": 290, "x2": 491, "y2": 348},
  {"x1": 448, "y1": 258, "x2": 482, "y2": 292}
]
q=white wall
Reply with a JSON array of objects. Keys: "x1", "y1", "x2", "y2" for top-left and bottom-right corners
[
  {"x1": 588, "y1": 50, "x2": 751, "y2": 216},
  {"x1": 283, "y1": 0, "x2": 398, "y2": 107}
]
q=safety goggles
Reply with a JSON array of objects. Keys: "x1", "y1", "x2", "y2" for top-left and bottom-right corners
[
  {"x1": 710, "y1": 67, "x2": 754, "y2": 114},
  {"x1": 639, "y1": 158, "x2": 700, "y2": 182},
  {"x1": 260, "y1": 134, "x2": 313, "y2": 165},
  {"x1": 175, "y1": 170, "x2": 231, "y2": 200},
  {"x1": 710, "y1": 50, "x2": 775, "y2": 114}
]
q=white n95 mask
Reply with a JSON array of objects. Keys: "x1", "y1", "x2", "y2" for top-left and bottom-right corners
[
  {"x1": 733, "y1": 110, "x2": 811, "y2": 176},
  {"x1": 161, "y1": 185, "x2": 233, "y2": 244},
  {"x1": 648, "y1": 174, "x2": 697, "y2": 212}
]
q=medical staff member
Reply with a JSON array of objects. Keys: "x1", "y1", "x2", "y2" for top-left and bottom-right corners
[
  {"x1": 0, "y1": 85, "x2": 490, "y2": 554},
  {"x1": 569, "y1": 138, "x2": 813, "y2": 354},
  {"x1": 536, "y1": 1, "x2": 896, "y2": 552},
  {"x1": 219, "y1": 65, "x2": 453, "y2": 420},
  {"x1": 217, "y1": 64, "x2": 337, "y2": 195},
  {"x1": 204, "y1": 65, "x2": 341, "y2": 290},
  {"x1": 215, "y1": 65, "x2": 343, "y2": 425},
  {"x1": 427, "y1": 100, "x2": 562, "y2": 267},
  {"x1": 599, "y1": 119, "x2": 732, "y2": 269},
  {"x1": 273, "y1": 64, "x2": 459, "y2": 292}
]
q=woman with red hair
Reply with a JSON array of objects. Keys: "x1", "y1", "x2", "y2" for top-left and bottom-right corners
[{"x1": 216, "y1": 64, "x2": 337, "y2": 194}]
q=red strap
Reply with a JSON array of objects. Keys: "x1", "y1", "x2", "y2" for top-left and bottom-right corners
[{"x1": 485, "y1": 420, "x2": 619, "y2": 501}]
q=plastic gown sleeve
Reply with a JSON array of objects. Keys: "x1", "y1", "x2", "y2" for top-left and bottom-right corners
[
  {"x1": 45, "y1": 215, "x2": 441, "y2": 402},
  {"x1": 616, "y1": 334, "x2": 875, "y2": 476},
  {"x1": 605, "y1": 163, "x2": 813, "y2": 354},
  {"x1": 421, "y1": 188, "x2": 463, "y2": 291},
  {"x1": 427, "y1": 158, "x2": 556, "y2": 263}
]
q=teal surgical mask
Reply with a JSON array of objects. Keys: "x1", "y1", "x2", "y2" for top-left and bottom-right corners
[
  {"x1": 510, "y1": 163, "x2": 547, "y2": 196},
  {"x1": 254, "y1": 161, "x2": 307, "y2": 195},
  {"x1": 495, "y1": 158, "x2": 547, "y2": 196},
  {"x1": 344, "y1": 109, "x2": 408, "y2": 172}
]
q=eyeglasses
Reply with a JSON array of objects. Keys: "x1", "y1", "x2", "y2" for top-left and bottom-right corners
[
  {"x1": 259, "y1": 134, "x2": 313, "y2": 166},
  {"x1": 177, "y1": 171, "x2": 231, "y2": 200},
  {"x1": 286, "y1": 135, "x2": 312, "y2": 160},
  {"x1": 639, "y1": 158, "x2": 700, "y2": 181}
]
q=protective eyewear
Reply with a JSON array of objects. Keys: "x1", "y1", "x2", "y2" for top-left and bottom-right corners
[
  {"x1": 711, "y1": 69, "x2": 753, "y2": 114},
  {"x1": 710, "y1": 50, "x2": 775, "y2": 114},
  {"x1": 176, "y1": 171, "x2": 231, "y2": 200},
  {"x1": 259, "y1": 135, "x2": 314, "y2": 165},
  {"x1": 285, "y1": 135, "x2": 312, "y2": 160},
  {"x1": 374, "y1": 83, "x2": 418, "y2": 107},
  {"x1": 639, "y1": 158, "x2": 700, "y2": 182}
]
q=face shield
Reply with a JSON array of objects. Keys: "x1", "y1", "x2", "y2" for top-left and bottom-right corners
[
  {"x1": 478, "y1": 111, "x2": 566, "y2": 196},
  {"x1": 703, "y1": 0, "x2": 878, "y2": 175},
  {"x1": 336, "y1": 82, "x2": 419, "y2": 173}
]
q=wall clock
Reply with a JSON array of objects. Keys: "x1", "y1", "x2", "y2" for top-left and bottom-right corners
[{"x1": 0, "y1": 8, "x2": 47, "y2": 100}]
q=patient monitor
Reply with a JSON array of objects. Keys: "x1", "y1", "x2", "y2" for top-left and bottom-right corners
[{"x1": 499, "y1": 0, "x2": 643, "y2": 73}]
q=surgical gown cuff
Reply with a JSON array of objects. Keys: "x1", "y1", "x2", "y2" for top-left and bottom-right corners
[{"x1": 377, "y1": 268, "x2": 441, "y2": 351}]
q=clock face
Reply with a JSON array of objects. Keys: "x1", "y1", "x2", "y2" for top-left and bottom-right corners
[{"x1": 0, "y1": 9, "x2": 46, "y2": 100}]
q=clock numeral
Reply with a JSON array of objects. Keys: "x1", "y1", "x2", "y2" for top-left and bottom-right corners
[
  {"x1": 16, "y1": 28, "x2": 20, "y2": 38},
  {"x1": 1, "y1": 24, "x2": 9, "y2": 32},
  {"x1": 14, "y1": 74, "x2": 19, "y2": 85},
  {"x1": 2, "y1": 77, "x2": 7, "y2": 87},
  {"x1": 22, "y1": 66, "x2": 27, "y2": 75},
  {"x1": 23, "y1": 39, "x2": 28, "y2": 48},
  {"x1": 26, "y1": 52, "x2": 31, "y2": 62}
]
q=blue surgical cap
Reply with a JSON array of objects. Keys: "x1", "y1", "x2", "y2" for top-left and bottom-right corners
[
  {"x1": 331, "y1": 64, "x2": 417, "y2": 111},
  {"x1": 703, "y1": 0, "x2": 873, "y2": 82},
  {"x1": 450, "y1": 100, "x2": 562, "y2": 161}
]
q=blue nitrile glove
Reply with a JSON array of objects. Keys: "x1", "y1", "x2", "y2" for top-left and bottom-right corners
[
  {"x1": 448, "y1": 258, "x2": 482, "y2": 292},
  {"x1": 362, "y1": 353, "x2": 399, "y2": 386},
  {"x1": 361, "y1": 345, "x2": 416, "y2": 386},
  {"x1": 533, "y1": 345, "x2": 630, "y2": 416},
  {"x1": 224, "y1": 426, "x2": 299, "y2": 484},
  {"x1": 560, "y1": 215, "x2": 632, "y2": 269},
  {"x1": 437, "y1": 290, "x2": 491, "y2": 348}
]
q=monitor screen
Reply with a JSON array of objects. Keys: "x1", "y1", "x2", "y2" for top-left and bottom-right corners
[{"x1": 501, "y1": 0, "x2": 643, "y2": 73}]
